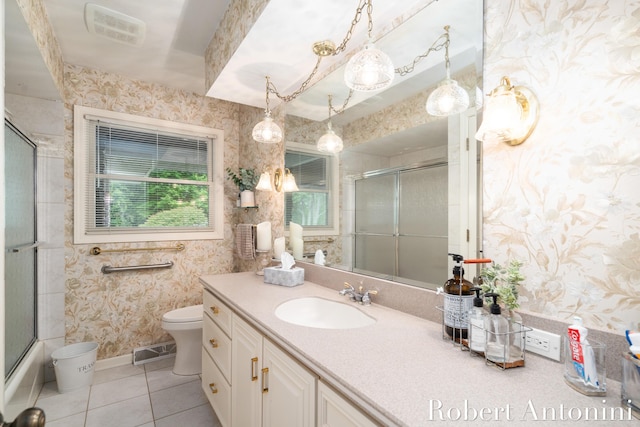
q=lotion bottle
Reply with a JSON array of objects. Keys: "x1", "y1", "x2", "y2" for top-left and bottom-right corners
[
  {"x1": 468, "y1": 287, "x2": 486, "y2": 353},
  {"x1": 484, "y1": 293, "x2": 508, "y2": 363}
]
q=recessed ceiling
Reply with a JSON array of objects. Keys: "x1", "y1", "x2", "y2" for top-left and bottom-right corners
[{"x1": 8, "y1": 0, "x2": 479, "y2": 161}]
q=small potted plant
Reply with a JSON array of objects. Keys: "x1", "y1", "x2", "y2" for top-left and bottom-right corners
[
  {"x1": 479, "y1": 259, "x2": 524, "y2": 311},
  {"x1": 226, "y1": 167, "x2": 259, "y2": 207}
]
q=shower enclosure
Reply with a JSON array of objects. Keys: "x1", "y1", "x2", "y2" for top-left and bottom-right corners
[
  {"x1": 353, "y1": 162, "x2": 448, "y2": 288},
  {"x1": 4, "y1": 121, "x2": 38, "y2": 379}
]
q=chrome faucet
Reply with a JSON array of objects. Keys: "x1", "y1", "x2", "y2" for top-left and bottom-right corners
[{"x1": 339, "y1": 282, "x2": 378, "y2": 305}]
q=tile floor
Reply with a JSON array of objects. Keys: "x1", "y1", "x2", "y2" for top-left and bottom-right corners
[{"x1": 35, "y1": 357, "x2": 221, "y2": 427}]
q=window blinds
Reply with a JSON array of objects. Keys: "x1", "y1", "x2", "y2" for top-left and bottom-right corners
[{"x1": 83, "y1": 118, "x2": 214, "y2": 233}]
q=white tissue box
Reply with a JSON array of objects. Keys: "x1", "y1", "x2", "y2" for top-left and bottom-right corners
[{"x1": 263, "y1": 267, "x2": 304, "y2": 287}]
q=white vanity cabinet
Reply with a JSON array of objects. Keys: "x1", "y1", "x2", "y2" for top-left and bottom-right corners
[
  {"x1": 202, "y1": 290, "x2": 232, "y2": 426},
  {"x1": 232, "y1": 314, "x2": 316, "y2": 427},
  {"x1": 318, "y1": 381, "x2": 379, "y2": 427}
]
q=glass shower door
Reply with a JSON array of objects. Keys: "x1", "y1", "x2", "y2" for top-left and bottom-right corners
[
  {"x1": 398, "y1": 165, "x2": 448, "y2": 287},
  {"x1": 4, "y1": 121, "x2": 37, "y2": 378},
  {"x1": 354, "y1": 173, "x2": 397, "y2": 279}
]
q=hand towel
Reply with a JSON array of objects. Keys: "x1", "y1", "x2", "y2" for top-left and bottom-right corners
[{"x1": 236, "y1": 224, "x2": 256, "y2": 260}]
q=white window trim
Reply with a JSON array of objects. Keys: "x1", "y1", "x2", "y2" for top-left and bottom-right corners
[
  {"x1": 285, "y1": 141, "x2": 339, "y2": 237},
  {"x1": 73, "y1": 105, "x2": 224, "y2": 244}
]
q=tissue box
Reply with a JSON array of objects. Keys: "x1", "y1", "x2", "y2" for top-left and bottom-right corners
[{"x1": 263, "y1": 267, "x2": 304, "y2": 287}]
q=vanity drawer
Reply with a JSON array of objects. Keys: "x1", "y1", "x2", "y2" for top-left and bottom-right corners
[
  {"x1": 204, "y1": 289, "x2": 232, "y2": 335},
  {"x1": 203, "y1": 313, "x2": 232, "y2": 381},
  {"x1": 202, "y1": 349, "x2": 231, "y2": 427}
]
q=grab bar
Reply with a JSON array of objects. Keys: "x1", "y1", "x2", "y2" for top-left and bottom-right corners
[
  {"x1": 90, "y1": 243, "x2": 184, "y2": 255},
  {"x1": 101, "y1": 261, "x2": 174, "y2": 274},
  {"x1": 7, "y1": 241, "x2": 43, "y2": 253}
]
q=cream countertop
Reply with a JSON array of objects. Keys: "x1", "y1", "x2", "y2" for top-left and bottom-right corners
[{"x1": 200, "y1": 272, "x2": 633, "y2": 426}]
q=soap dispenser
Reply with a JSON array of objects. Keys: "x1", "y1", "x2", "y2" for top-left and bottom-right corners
[
  {"x1": 468, "y1": 287, "x2": 486, "y2": 354},
  {"x1": 484, "y1": 292, "x2": 509, "y2": 363},
  {"x1": 443, "y1": 254, "x2": 474, "y2": 341}
]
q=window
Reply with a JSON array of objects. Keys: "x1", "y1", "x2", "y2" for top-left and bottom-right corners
[
  {"x1": 74, "y1": 105, "x2": 224, "y2": 244},
  {"x1": 285, "y1": 142, "x2": 338, "y2": 236}
]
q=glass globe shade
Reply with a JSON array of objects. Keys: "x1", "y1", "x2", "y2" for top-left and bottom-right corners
[
  {"x1": 252, "y1": 113, "x2": 283, "y2": 143},
  {"x1": 344, "y1": 43, "x2": 394, "y2": 92},
  {"x1": 475, "y1": 90, "x2": 523, "y2": 142},
  {"x1": 426, "y1": 79, "x2": 470, "y2": 116},
  {"x1": 317, "y1": 128, "x2": 344, "y2": 153}
]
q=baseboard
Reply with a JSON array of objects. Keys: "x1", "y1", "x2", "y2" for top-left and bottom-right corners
[{"x1": 95, "y1": 354, "x2": 132, "y2": 371}]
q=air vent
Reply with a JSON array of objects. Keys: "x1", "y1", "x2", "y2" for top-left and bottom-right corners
[
  {"x1": 133, "y1": 341, "x2": 176, "y2": 365},
  {"x1": 84, "y1": 3, "x2": 146, "y2": 46}
]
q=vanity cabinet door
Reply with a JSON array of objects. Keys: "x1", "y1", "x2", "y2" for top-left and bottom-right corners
[
  {"x1": 262, "y1": 340, "x2": 316, "y2": 427},
  {"x1": 318, "y1": 381, "x2": 379, "y2": 427},
  {"x1": 231, "y1": 315, "x2": 263, "y2": 427}
]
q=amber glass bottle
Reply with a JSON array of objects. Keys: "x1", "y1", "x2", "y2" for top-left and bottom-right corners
[{"x1": 443, "y1": 265, "x2": 474, "y2": 340}]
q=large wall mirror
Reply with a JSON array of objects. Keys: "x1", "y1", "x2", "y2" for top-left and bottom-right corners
[{"x1": 283, "y1": 0, "x2": 483, "y2": 291}]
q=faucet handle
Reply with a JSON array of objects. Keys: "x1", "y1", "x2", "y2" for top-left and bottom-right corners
[
  {"x1": 361, "y1": 289, "x2": 378, "y2": 305},
  {"x1": 339, "y1": 282, "x2": 355, "y2": 296}
]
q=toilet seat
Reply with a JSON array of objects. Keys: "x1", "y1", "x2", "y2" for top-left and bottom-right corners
[{"x1": 162, "y1": 304, "x2": 203, "y2": 323}]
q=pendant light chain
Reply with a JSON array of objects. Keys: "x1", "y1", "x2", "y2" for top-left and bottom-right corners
[
  {"x1": 267, "y1": 55, "x2": 324, "y2": 103},
  {"x1": 267, "y1": 0, "x2": 372, "y2": 104},
  {"x1": 329, "y1": 89, "x2": 355, "y2": 116},
  {"x1": 395, "y1": 26, "x2": 449, "y2": 77}
]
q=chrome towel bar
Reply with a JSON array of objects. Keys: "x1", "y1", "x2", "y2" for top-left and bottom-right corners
[
  {"x1": 101, "y1": 261, "x2": 174, "y2": 274},
  {"x1": 90, "y1": 243, "x2": 185, "y2": 255}
]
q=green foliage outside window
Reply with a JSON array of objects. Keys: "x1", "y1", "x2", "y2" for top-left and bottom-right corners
[{"x1": 106, "y1": 170, "x2": 209, "y2": 227}]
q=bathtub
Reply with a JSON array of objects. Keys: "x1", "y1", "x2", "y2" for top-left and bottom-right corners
[{"x1": 4, "y1": 341, "x2": 44, "y2": 420}]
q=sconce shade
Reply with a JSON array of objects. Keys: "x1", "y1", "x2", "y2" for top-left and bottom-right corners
[
  {"x1": 252, "y1": 112, "x2": 283, "y2": 143},
  {"x1": 317, "y1": 123, "x2": 343, "y2": 153},
  {"x1": 475, "y1": 76, "x2": 539, "y2": 146},
  {"x1": 344, "y1": 42, "x2": 394, "y2": 92},
  {"x1": 426, "y1": 78, "x2": 470, "y2": 116},
  {"x1": 255, "y1": 172, "x2": 273, "y2": 191},
  {"x1": 283, "y1": 169, "x2": 299, "y2": 192}
]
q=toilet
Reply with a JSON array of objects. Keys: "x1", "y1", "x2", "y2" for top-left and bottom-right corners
[{"x1": 161, "y1": 304, "x2": 203, "y2": 375}]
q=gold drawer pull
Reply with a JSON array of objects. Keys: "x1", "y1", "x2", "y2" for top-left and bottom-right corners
[
  {"x1": 209, "y1": 339, "x2": 218, "y2": 348},
  {"x1": 251, "y1": 357, "x2": 258, "y2": 381},
  {"x1": 209, "y1": 383, "x2": 218, "y2": 394},
  {"x1": 210, "y1": 306, "x2": 219, "y2": 315},
  {"x1": 262, "y1": 367, "x2": 269, "y2": 393}
]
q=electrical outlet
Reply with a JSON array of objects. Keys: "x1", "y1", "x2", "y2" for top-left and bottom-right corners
[{"x1": 524, "y1": 328, "x2": 562, "y2": 361}]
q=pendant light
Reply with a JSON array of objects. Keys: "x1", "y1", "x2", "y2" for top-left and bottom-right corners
[
  {"x1": 317, "y1": 95, "x2": 344, "y2": 153},
  {"x1": 344, "y1": 1, "x2": 394, "y2": 92},
  {"x1": 425, "y1": 26, "x2": 469, "y2": 116},
  {"x1": 252, "y1": 76, "x2": 283, "y2": 143}
]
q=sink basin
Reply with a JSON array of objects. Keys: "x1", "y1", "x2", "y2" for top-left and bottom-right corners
[{"x1": 275, "y1": 297, "x2": 376, "y2": 329}]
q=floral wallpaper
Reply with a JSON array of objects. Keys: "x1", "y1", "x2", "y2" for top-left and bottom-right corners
[
  {"x1": 483, "y1": 0, "x2": 640, "y2": 332},
  {"x1": 63, "y1": 65, "x2": 241, "y2": 359},
  {"x1": 15, "y1": 0, "x2": 64, "y2": 96},
  {"x1": 204, "y1": 0, "x2": 270, "y2": 91}
]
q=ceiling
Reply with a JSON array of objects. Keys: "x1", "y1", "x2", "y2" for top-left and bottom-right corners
[{"x1": 7, "y1": 0, "x2": 480, "y2": 155}]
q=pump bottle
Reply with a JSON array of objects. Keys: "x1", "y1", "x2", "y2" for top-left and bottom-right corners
[
  {"x1": 443, "y1": 254, "x2": 474, "y2": 340},
  {"x1": 484, "y1": 293, "x2": 509, "y2": 363},
  {"x1": 468, "y1": 287, "x2": 486, "y2": 353}
]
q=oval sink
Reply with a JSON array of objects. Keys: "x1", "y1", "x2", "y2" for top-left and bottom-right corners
[{"x1": 275, "y1": 297, "x2": 376, "y2": 329}]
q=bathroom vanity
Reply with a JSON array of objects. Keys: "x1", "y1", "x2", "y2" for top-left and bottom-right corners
[{"x1": 201, "y1": 272, "x2": 627, "y2": 426}]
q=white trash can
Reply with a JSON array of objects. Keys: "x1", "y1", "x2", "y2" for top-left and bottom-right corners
[{"x1": 51, "y1": 342, "x2": 98, "y2": 393}]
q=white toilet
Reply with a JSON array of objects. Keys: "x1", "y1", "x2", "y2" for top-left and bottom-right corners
[{"x1": 161, "y1": 304, "x2": 203, "y2": 375}]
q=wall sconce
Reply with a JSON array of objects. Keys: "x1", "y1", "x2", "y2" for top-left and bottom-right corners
[
  {"x1": 475, "y1": 76, "x2": 539, "y2": 146},
  {"x1": 255, "y1": 168, "x2": 299, "y2": 192},
  {"x1": 255, "y1": 171, "x2": 274, "y2": 191}
]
